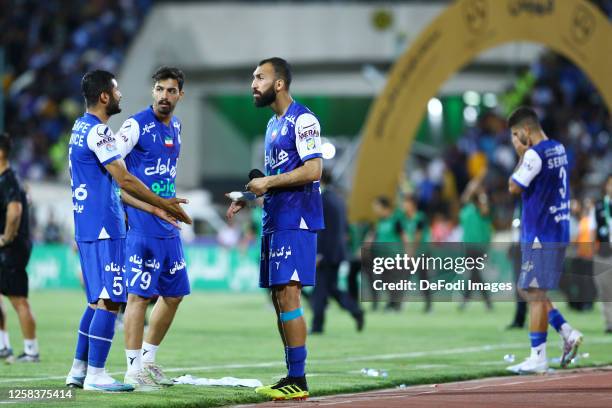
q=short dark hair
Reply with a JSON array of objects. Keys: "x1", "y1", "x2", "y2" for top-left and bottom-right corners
[
  {"x1": 152, "y1": 66, "x2": 185, "y2": 91},
  {"x1": 81, "y1": 70, "x2": 116, "y2": 108},
  {"x1": 507, "y1": 106, "x2": 541, "y2": 129},
  {"x1": 375, "y1": 196, "x2": 392, "y2": 209},
  {"x1": 258, "y1": 57, "x2": 292, "y2": 90},
  {"x1": 0, "y1": 132, "x2": 12, "y2": 157}
]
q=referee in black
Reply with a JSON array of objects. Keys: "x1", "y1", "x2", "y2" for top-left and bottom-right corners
[
  {"x1": 310, "y1": 170, "x2": 364, "y2": 334},
  {"x1": 0, "y1": 133, "x2": 39, "y2": 362}
]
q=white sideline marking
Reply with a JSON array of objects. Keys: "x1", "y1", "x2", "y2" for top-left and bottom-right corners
[{"x1": 1, "y1": 337, "x2": 612, "y2": 385}]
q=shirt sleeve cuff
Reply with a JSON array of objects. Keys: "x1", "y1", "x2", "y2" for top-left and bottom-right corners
[
  {"x1": 101, "y1": 154, "x2": 122, "y2": 166},
  {"x1": 511, "y1": 176, "x2": 527, "y2": 189},
  {"x1": 300, "y1": 153, "x2": 322, "y2": 163}
]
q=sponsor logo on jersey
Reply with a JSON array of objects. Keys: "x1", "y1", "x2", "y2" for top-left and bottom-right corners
[
  {"x1": 297, "y1": 124, "x2": 319, "y2": 140},
  {"x1": 142, "y1": 122, "x2": 155, "y2": 135},
  {"x1": 97, "y1": 126, "x2": 111, "y2": 137},
  {"x1": 96, "y1": 136, "x2": 116, "y2": 148},
  {"x1": 265, "y1": 149, "x2": 289, "y2": 170},
  {"x1": 144, "y1": 157, "x2": 177, "y2": 177},
  {"x1": 151, "y1": 178, "x2": 176, "y2": 197}
]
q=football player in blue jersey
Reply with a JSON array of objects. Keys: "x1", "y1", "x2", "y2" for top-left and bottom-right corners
[
  {"x1": 117, "y1": 67, "x2": 191, "y2": 390},
  {"x1": 226, "y1": 58, "x2": 324, "y2": 400},
  {"x1": 505, "y1": 106, "x2": 583, "y2": 374},
  {"x1": 65, "y1": 70, "x2": 191, "y2": 392}
]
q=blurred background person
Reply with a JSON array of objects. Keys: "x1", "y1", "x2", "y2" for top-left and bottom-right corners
[
  {"x1": 399, "y1": 194, "x2": 432, "y2": 313},
  {"x1": 594, "y1": 174, "x2": 612, "y2": 333},
  {"x1": 0, "y1": 133, "x2": 39, "y2": 362},
  {"x1": 367, "y1": 196, "x2": 406, "y2": 312},
  {"x1": 459, "y1": 173, "x2": 493, "y2": 310},
  {"x1": 310, "y1": 171, "x2": 363, "y2": 334}
]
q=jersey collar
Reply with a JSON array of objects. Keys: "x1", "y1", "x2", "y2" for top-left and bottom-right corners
[{"x1": 84, "y1": 112, "x2": 102, "y2": 124}]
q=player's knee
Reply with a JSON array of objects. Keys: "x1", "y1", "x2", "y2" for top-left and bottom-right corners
[
  {"x1": 8, "y1": 296, "x2": 30, "y2": 310},
  {"x1": 162, "y1": 296, "x2": 183, "y2": 308},
  {"x1": 97, "y1": 298, "x2": 122, "y2": 313},
  {"x1": 275, "y1": 285, "x2": 301, "y2": 311}
]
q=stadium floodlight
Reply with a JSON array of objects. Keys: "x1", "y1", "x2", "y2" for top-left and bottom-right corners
[
  {"x1": 483, "y1": 92, "x2": 497, "y2": 108},
  {"x1": 321, "y1": 140, "x2": 336, "y2": 160},
  {"x1": 427, "y1": 98, "x2": 443, "y2": 118},
  {"x1": 463, "y1": 90, "x2": 480, "y2": 107},
  {"x1": 463, "y1": 106, "x2": 478, "y2": 125}
]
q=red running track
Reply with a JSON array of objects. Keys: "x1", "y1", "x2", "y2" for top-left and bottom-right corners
[{"x1": 239, "y1": 367, "x2": 612, "y2": 408}]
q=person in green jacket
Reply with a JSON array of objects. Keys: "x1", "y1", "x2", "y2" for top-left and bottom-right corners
[
  {"x1": 400, "y1": 194, "x2": 432, "y2": 313},
  {"x1": 459, "y1": 175, "x2": 493, "y2": 310},
  {"x1": 367, "y1": 196, "x2": 406, "y2": 311}
]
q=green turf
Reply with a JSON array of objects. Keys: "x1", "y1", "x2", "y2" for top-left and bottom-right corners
[{"x1": 1, "y1": 291, "x2": 611, "y2": 407}]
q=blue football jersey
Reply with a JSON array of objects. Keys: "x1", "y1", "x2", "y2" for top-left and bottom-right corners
[
  {"x1": 69, "y1": 112, "x2": 126, "y2": 241},
  {"x1": 512, "y1": 139, "x2": 570, "y2": 243},
  {"x1": 118, "y1": 106, "x2": 181, "y2": 238},
  {"x1": 262, "y1": 101, "x2": 324, "y2": 234}
]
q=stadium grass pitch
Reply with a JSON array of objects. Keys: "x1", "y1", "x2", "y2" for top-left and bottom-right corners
[{"x1": 2, "y1": 291, "x2": 611, "y2": 407}]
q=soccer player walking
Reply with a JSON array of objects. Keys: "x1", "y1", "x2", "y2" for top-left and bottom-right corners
[
  {"x1": 506, "y1": 106, "x2": 583, "y2": 374},
  {"x1": 65, "y1": 70, "x2": 190, "y2": 391},
  {"x1": 227, "y1": 58, "x2": 324, "y2": 400},
  {"x1": 117, "y1": 67, "x2": 190, "y2": 390}
]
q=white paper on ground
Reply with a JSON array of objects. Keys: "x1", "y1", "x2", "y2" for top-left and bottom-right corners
[{"x1": 172, "y1": 374, "x2": 263, "y2": 388}]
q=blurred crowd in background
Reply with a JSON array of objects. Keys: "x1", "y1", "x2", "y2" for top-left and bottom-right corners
[
  {"x1": 1, "y1": 0, "x2": 610, "y2": 246},
  {"x1": 1, "y1": 0, "x2": 151, "y2": 179}
]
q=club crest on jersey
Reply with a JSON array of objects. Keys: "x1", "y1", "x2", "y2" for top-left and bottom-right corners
[{"x1": 281, "y1": 125, "x2": 288, "y2": 136}]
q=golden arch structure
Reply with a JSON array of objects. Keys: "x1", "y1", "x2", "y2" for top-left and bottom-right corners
[{"x1": 348, "y1": 0, "x2": 612, "y2": 221}]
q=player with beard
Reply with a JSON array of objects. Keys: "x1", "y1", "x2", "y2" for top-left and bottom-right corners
[
  {"x1": 117, "y1": 67, "x2": 191, "y2": 390},
  {"x1": 226, "y1": 57, "x2": 324, "y2": 400},
  {"x1": 65, "y1": 70, "x2": 191, "y2": 391}
]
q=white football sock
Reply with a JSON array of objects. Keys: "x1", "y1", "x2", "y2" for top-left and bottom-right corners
[
  {"x1": 69, "y1": 359, "x2": 87, "y2": 376},
  {"x1": 125, "y1": 349, "x2": 142, "y2": 374},
  {"x1": 24, "y1": 338, "x2": 38, "y2": 355},
  {"x1": 530, "y1": 342, "x2": 547, "y2": 361},
  {"x1": 560, "y1": 322, "x2": 573, "y2": 340},
  {"x1": 87, "y1": 366, "x2": 105, "y2": 377},
  {"x1": 141, "y1": 342, "x2": 158, "y2": 364},
  {"x1": 0, "y1": 330, "x2": 7, "y2": 349}
]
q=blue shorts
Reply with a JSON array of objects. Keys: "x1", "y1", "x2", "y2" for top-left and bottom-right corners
[
  {"x1": 125, "y1": 233, "x2": 190, "y2": 298},
  {"x1": 260, "y1": 230, "x2": 317, "y2": 288},
  {"x1": 518, "y1": 244, "x2": 567, "y2": 290},
  {"x1": 77, "y1": 238, "x2": 127, "y2": 304}
]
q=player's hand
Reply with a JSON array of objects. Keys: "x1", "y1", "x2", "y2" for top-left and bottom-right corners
[
  {"x1": 246, "y1": 177, "x2": 269, "y2": 196},
  {"x1": 511, "y1": 134, "x2": 529, "y2": 157},
  {"x1": 152, "y1": 207, "x2": 181, "y2": 229},
  {"x1": 226, "y1": 199, "x2": 246, "y2": 221},
  {"x1": 161, "y1": 197, "x2": 193, "y2": 225}
]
